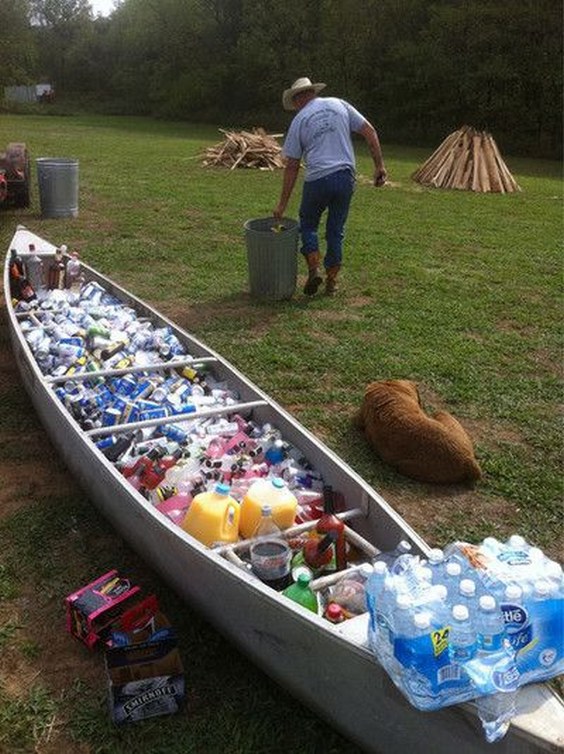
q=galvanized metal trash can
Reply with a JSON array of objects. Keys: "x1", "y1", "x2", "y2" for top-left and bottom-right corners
[
  {"x1": 36, "y1": 157, "x2": 79, "y2": 218},
  {"x1": 244, "y1": 217, "x2": 299, "y2": 301}
]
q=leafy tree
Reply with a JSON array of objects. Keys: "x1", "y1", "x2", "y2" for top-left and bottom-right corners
[{"x1": 0, "y1": 0, "x2": 36, "y2": 91}]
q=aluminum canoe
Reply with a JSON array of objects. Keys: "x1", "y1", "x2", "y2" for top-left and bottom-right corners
[{"x1": 4, "y1": 226, "x2": 563, "y2": 754}]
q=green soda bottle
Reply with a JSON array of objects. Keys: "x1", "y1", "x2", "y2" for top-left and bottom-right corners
[{"x1": 282, "y1": 572, "x2": 318, "y2": 614}]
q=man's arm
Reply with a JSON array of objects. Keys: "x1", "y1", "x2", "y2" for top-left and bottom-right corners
[
  {"x1": 358, "y1": 121, "x2": 387, "y2": 187},
  {"x1": 273, "y1": 157, "x2": 301, "y2": 219}
]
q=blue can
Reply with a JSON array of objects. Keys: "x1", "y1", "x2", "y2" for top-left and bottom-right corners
[
  {"x1": 114, "y1": 374, "x2": 138, "y2": 396},
  {"x1": 139, "y1": 407, "x2": 170, "y2": 421},
  {"x1": 121, "y1": 401, "x2": 139, "y2": 424},
  {"x1": 96, "y1": 435, "x2": 116, "y2": 451},
  {"x1": 158, "y1": 424, "x2": 188, "y2": 444},
  {"x1": 102, "y1": 407, "x2": 123, "y2": 427},
  {"x1": 111, "y1": 396, "x2": 129, "y2": 413},
  {"x1": 129, "y1": 379, "x2": 154, "y2": 401}
]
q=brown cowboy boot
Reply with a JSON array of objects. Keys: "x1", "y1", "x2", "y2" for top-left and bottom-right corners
[
  {"x1": 325, "y1": 265, "x2": 341, "y2": 295},
  {"x1": 303, "y1": 251, "x2": 323, "y2": 296}
]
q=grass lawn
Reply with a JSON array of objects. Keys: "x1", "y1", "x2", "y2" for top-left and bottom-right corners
[{"x1": 0, "y1": 113, "x2": 562, "y2": 753}]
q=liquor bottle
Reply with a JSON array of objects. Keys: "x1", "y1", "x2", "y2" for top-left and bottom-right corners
[
  {"x1": 26, "y1": 245, "x2": 45, "y2": 296},
  {"x1": 65, "y1": 251, "x2": 82, "y2": 292},
  {"x1": 315, "y1": 485, "x2": 346, "y2": 572},
  {"x1": 48, "y1": 247, "x2": 66, "y2": 289}
]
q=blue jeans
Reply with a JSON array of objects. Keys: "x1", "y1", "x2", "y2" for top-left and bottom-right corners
[{"x1": 299, "y1": 168, "x2": 355, "y2": 269}]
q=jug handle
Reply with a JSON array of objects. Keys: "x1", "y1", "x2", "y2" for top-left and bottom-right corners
[{"x1": 223, "y1": 504, "x2": 237, "y2": 536}]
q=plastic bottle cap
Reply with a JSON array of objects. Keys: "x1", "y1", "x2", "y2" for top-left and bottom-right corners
[
  {"x1": 396, "y1": 594, "x2": 412, "y2": 609},
  {"x1": 479, "y1": 595, "x2": 496, "y2": 611},
  {"x1": 432, "y1": 585, "x2": 448, "y2": 601},
  {"x1": 261, "y1": 504, "x2": 273, "y2": 516},
  {"x1": 460, "y1": 578, "x2": 476, "y2": 596},
  {"x1": 326, "y1": 603, "x2": 343, "y2": 620},
  {"x1": 419, "y1": 567, "x2": 433, "y2": 582},
  {"x1": 428, "y1": 548, "x2": 445, "y2": 564},
  {"x1": 297, "y1": 572, "x2": 311, "y2": 586},
  {"x1": 398, "y1": 540, "x2": 412, "y2": 554},
  {"x1": 452, "y1": 604, "x2": 469, "y2": 621},
  {"x1": 359, "y1": 563, "x2": 374, "y2": 577},
  {"x1": 508, "y1": 534, "x2": 527, "y2": 548},
  {"x1": 215, "y1": 482, "x2": 230, "y2": 496},
  {"x1": 505, "y1": 584, "x2": 522, "y2": 601},
  {"x1": 271, "y1": 477, "x2": 285, "y2": 489},
  {"x1": 414, "y1": 612, "x2": 431, "y2": 630},
  {"x1": 373, "y1": 561, "x2": 388, "y2": 575},
  {"x1": 446, "y1": 562, "x2": 462, "y2": 576},
  {"x1": 534, "y1": 580, "x2": 551, "y2": 597}
]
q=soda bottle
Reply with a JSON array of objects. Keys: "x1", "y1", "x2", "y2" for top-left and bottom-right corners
[
  {"x1": 282, "y1": 572, "x2": 318, "y2": 614},
  {"x1": 303, "y1": 531, "x2": 339, "y2": 574},
  {"x1": 315, "y1": 485, "x2": 346, "y2": 573}
]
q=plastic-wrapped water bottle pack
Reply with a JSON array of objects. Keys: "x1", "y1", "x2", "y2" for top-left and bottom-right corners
[{"x1": 365, "y1": 536, "x2": 563, "y2": 742}]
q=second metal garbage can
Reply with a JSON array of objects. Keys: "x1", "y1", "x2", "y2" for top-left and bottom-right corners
[
  {"x1": 244, "y1": 217, "x2": 299, "y2": 301},
  {"x1": 36, "y1": 157, "x2": 79, "y2": 218}
]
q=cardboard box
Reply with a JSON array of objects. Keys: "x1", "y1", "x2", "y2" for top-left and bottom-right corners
[
  {"x1": 65, "y1": 570, "x2": 142, "y2": 649},
  {"x1": 105, "y1": 605, "x2": 185, "y2": 724}
]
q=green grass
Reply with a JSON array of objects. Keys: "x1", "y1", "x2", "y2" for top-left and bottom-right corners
[{"x1": 0, "y1": 114, "x2": 562, "y2": 752}]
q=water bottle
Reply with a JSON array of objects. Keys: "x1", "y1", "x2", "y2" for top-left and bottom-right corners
[
  {"x1": 366, "y1": 561, "x2": 389, "y2": 651},
  {"x1": 392, "y1": 593, "x2": 415, "y2": 666},
  {"x1": 449, "y1": 604, "x2": 477, "y2": 663},
  {"x1": 458, "y1": 578, "x2": 477, "y2": 610},
  {"x1": 426, "y1": 548, "x2": 445, "y2": 583},
  {"x1": 444, "y1": 561, "x2": 463, "y2": 602},
  {"x1": 375, "y1": 540, "x2": 411, "y2": 567},
  {"x1": 476, "y1": 595, "x2": 506, "y2": 653},
  {"x1": 375, "y1": 577, "x2": 397, "y2": 664},
  {"x1": 252, "y1": 504, "x2": 282, "y2": 538}
]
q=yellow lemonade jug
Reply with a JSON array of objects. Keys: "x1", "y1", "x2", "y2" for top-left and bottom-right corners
[
  {"x1": 239, "y1": 477, "x2": 298, "y2": 539},
  {"x1": 181, "y1": 483, "x2": 239, "y2": 547}
]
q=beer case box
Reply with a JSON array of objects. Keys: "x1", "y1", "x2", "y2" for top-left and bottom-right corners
[
  {"x1": 65, "y1": 570, "x2": 143, "y2": 649},
  {"x1": 105, "y1": 611, "x2": 185, "y2": 724}
]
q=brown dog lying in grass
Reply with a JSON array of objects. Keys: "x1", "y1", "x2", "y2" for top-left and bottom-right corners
[{"x1": 356, "y1": 379, "x2": 481, "y2": 484}]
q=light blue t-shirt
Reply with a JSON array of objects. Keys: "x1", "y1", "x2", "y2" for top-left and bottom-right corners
[{"x1": 282, "y1": 97, "x2": 366, "y2": 182}]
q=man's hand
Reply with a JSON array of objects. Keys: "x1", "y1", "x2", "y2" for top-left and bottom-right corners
[{"x1": 374, "y1": 167, "x2": 387, "y2": 187}]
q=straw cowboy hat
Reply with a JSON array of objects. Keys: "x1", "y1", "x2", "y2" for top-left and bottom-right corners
[{"x1": 282, "y1": 77, "x2": 326, "y2": 111}]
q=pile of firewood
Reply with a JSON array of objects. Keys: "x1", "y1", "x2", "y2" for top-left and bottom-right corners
[
  {"x1": 412, "y1": 126, "x2": 521, "y2": 193},
  {"x1": 202, "y1": 128, "x2": 284, "y2": 170}
]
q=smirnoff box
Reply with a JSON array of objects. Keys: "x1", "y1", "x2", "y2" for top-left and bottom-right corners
[{"x1": 104, "y1": 603, "x2": 185, "y2": 724}]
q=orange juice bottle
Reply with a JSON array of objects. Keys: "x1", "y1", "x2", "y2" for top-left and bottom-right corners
[
  {"x1": 239, "y1": 477, "x2": 298, "y2": 539},
  {"x1": 181, "y1": 483, "x2": 239, "y2": 547}
]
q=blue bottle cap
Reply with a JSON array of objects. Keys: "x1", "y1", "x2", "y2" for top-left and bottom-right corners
[
  {"x1": 272, "y1": 477, "x2": 285, "y2": 489},
  {"x1": 215, "y1": 482, "x2": 231, "y2": 496}
]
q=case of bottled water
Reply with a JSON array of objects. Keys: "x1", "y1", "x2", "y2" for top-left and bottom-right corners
[{"x1": 365, "y1": 535, "x2": 563, "y2": 742}]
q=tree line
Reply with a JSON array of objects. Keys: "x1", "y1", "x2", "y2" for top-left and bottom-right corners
[{"x1": 3, "y1": 0, "x2": 562, "y2": 157}]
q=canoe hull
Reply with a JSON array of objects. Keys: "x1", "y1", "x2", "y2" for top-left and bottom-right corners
[{"x1": 5, "y1": 228, "x2": 562, "y2": 754}]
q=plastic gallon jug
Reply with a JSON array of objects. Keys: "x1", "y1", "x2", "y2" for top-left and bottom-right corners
[
  {"x1": 239, "y1": 477, "x2": 298, "y2": 539},
  {"x1": 181, "y1": 483, "x2": 239, "y2": 547}
]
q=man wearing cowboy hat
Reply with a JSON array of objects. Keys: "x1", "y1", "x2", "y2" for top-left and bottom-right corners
[{"x1": 274, "y1": 77, "x2": 387, "y2": 295}]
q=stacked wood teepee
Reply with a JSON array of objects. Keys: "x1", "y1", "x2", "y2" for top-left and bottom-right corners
[{"x1": 412, "y1": 126, "x2": 521, "y2": 193}]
